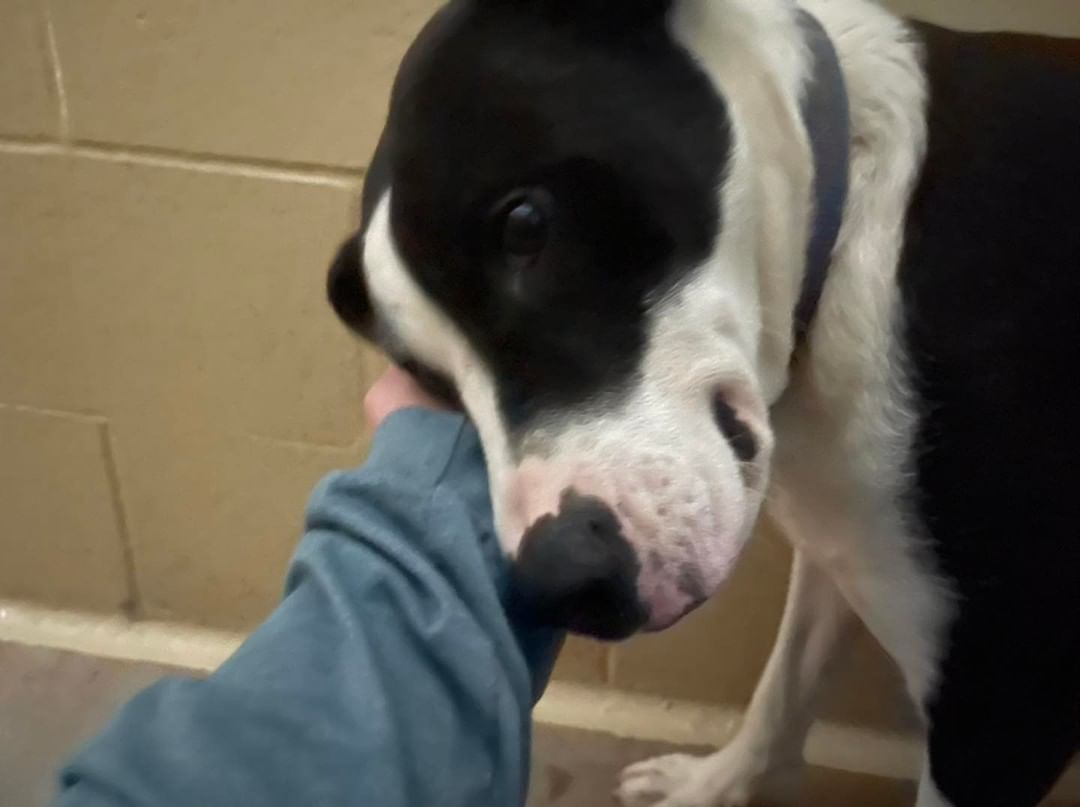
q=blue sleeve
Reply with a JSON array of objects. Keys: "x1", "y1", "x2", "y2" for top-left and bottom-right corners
[{"x1": 54, "y1": 409, "x2": 564, "y2": 807}]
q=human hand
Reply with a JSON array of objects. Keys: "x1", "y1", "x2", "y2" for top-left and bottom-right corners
[{"x1": 363, "y1": 365, "x2": 455, "y2": 431}]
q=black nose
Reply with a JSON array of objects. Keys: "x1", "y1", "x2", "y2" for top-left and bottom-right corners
[{"x1": 510, "y1": 491, "x2": 646, "y2": 641}]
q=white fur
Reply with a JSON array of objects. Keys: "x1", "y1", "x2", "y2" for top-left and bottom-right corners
[
  {"x1": 778, "y1": 0, "x2": 952, "y2": 708},
  {"x1": 668, "y1": 0, "x2": 815, "y2": 402},
  {"x1": 363, "y1": 195, "x2": 519, "y2": 549},
  {"x1": 508, "y1": 375, "x2": 760, "y2": 628},
  {"x1": 617, "y1": 0, "x2": 954, "y2": 804}
]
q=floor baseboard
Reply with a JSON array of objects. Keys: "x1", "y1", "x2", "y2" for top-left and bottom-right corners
[{"x1": 3, "y1": 599, "x2": 1077, "y2": 802}]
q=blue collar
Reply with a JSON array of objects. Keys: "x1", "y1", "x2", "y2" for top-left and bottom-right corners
[{"x1": 792, "y1": 9, "x2": 851, "y2": 345}]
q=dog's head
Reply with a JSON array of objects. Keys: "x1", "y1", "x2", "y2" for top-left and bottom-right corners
[{"x1": 329, "y1": 0, "x2": 831, "y2": 638}]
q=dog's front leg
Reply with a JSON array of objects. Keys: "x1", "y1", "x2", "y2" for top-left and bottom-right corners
[{"x1": 616, "y1": 550, "x2": 853, "y2": 807}]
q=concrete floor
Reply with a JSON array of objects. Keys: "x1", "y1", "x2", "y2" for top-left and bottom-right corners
[{"x1": 0, "y1": 641, "x2": 921, "y2": 806}]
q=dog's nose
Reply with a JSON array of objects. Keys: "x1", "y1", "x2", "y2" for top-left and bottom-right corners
[{"x1": 511, "y1": 491, "x2": 646, "y2": 640}]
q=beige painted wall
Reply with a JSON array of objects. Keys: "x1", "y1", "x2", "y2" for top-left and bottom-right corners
[
  {"x1": 1, "y1": 0, "x2": 1076, "y2": 734},
  {"x1": 888, "y1": 0, "x2": 1080, "y2": 34}
]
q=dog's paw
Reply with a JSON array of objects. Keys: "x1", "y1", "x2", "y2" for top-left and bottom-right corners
[
  {"x1": 617, "y1": 754, "x2": 730, "y2": 807},
  {"x1": 615, "y1": 746, "x2": 800, "y2": 807}
]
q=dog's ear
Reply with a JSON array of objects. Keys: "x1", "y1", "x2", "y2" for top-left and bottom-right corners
[{"x1": 326, "y1": 232, "x2": 376, "y2": 341}]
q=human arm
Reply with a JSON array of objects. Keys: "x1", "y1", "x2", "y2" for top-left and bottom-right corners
[{"x1": 55, "y1": 383, "x2": 562, "y2": 807}]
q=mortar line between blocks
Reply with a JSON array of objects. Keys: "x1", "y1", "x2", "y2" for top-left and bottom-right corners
[
  {"x1": 0, "y1": 137, "x2": 365, "y2": 188},
  {"x1": 96, "y1": 421, "x2": 143, "y2": 619},
  {"x1": 0, "y1": 401, "x2": 106, "y2": 424},
  {"x1": 40, "y1": 0, "x2": 70, "y2": 142},
  {"x1": 71, "y1": 140, "x2": 365, "y2": 187}
]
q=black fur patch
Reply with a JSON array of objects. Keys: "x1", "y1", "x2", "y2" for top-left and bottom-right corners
[
  {"x1": 900, "y1": 25, "x2": 1080, "y2": 805},
  {"x1": 357, "y1": 0, "x2": 730, "y2": 430}
]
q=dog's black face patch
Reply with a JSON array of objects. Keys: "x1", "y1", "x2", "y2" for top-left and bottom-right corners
[{"x1": 354, "y1": 0, "x2": 730, "y2": 429}]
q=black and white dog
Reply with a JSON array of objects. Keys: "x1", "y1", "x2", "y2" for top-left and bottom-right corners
[{"x1": 327, "y1": 1, "x2": 1080, "y2": 804}]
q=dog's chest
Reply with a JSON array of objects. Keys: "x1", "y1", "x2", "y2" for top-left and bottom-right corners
[{"x1": 765, "y1": 393, "x2": 944, "y2": 704}]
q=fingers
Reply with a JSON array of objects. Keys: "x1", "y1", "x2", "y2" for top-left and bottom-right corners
[{"x1": 363, "y1": 365, "x2": 453, "y2": 430}]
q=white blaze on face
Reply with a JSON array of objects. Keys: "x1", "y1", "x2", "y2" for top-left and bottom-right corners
[{"x1": 363, "y1": 193, "x2": 518, "y2": 540}]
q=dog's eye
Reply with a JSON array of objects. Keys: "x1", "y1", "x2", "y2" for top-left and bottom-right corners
[{"x1": 500, "y1": 191, "x2": 551, "y2": 259}]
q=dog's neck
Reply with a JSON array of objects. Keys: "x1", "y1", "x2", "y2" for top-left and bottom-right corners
[
  {"x1": 669, "y1": 0, "x2": 831, "y2": 401},
  {"x1": 670, "y1": 0, "x2": 925, "y2": 404}
]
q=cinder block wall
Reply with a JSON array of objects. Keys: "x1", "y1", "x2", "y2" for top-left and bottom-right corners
[{"x1": 2, "y1": 0, "x2": 1077, "y2": 733}]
